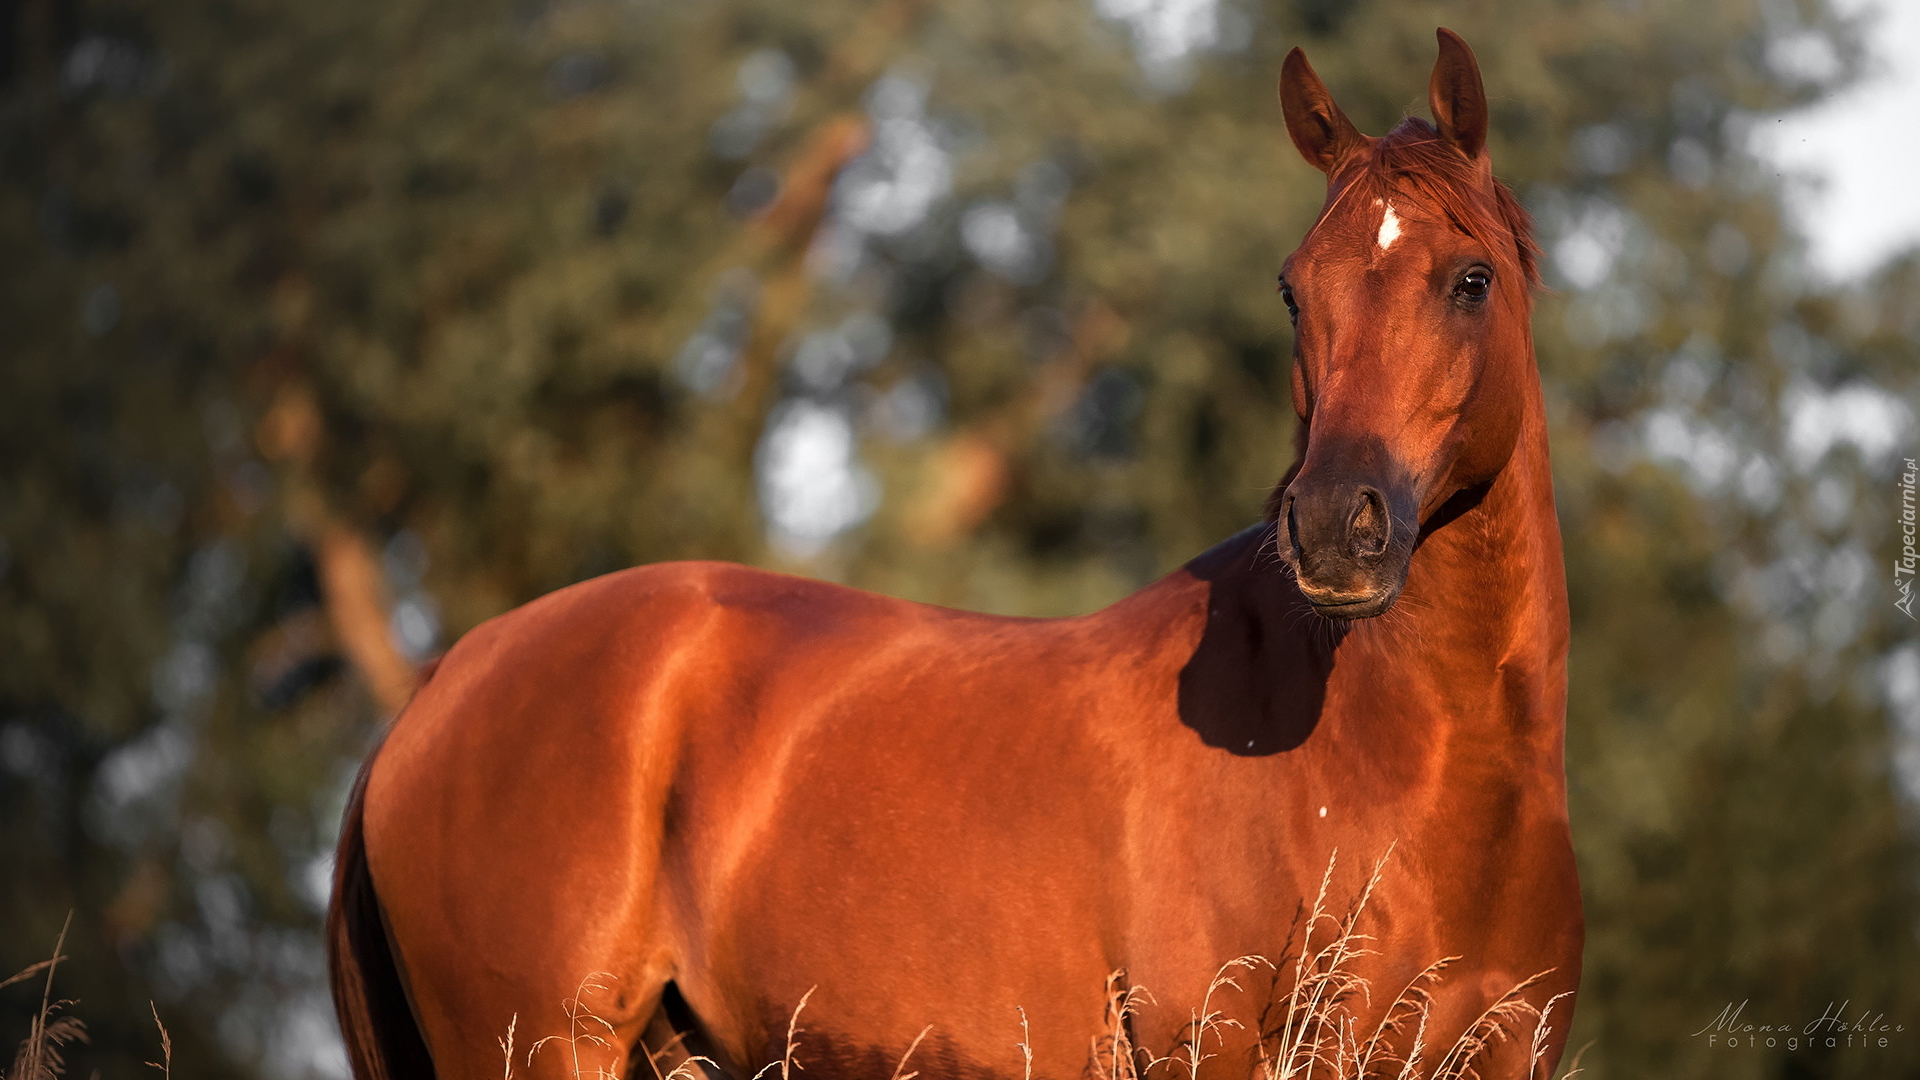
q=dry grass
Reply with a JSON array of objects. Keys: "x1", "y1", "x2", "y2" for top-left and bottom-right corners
[
  {"x1": 2, "y1": 917, "x2": 176, "y2": 1080},
  {"x1": 507, "y1": 847, "x2": 1585, "y2": 1080},
  {"x1": 643, "y1": 1029, "x2": 720, "y2": 1080},
  {"x1": 4, "y1": 915, "x2": 87, "y2": 1080},
  {"x1": 750, "y1": 985, "x2": 814, "y2": 1080},
  {"x1": 1094, "y1": 970, "x2": 1156, "y2": 1079},
  {"x1": 511, "y1": 974, "x2": 718, "y2": 1080},
  {"x1": 2, "y1": 851, "x2": 1578, "y2": 1080},
  {"x1": 144, "y1": 1003, "x2": 171, "y2": 1080},
  {"x1": 528, "y1": 973, "x2": 623, "y2": 1080},
  {"x1": 887, "y1": 1024, "x2": 934, "y2": 1080},
  {"x1": 500, "y1": 1013, "x2": 519, "y2": 1079}
]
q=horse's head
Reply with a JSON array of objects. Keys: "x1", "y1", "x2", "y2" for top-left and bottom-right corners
[{"x1": 1270, "y1": 29, "x2": 1540, "y2": 620}]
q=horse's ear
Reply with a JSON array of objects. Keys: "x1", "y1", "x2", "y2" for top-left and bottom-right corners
[
  {"x1": 1428, "y1": 28, "x2": 1488, "y2": 162},
  {"x1": 1279, "y1": 47, "x2": 1362, "y2": 174}
]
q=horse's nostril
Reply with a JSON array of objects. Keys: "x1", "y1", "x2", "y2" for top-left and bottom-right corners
[
  {"x1": 1283, "y1": 494, "x2": 1306, "y2": 562},
  {"x1": 1347, "y1": 487, "x2": 1389, "y2": 557}
]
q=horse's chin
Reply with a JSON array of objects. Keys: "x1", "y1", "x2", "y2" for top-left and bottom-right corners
[{"x1": 1296, "y1": 580, "x2": 1403, "y2": 620}]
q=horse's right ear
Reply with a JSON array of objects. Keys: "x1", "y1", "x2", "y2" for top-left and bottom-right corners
[{"x1": 1279, "y1": 47, "x2": 1362, "y2": 174}]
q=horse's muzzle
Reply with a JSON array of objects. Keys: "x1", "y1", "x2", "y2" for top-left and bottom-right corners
[{"x1": 1276, "y1": 480, "x2": 1411, "y2": 619}]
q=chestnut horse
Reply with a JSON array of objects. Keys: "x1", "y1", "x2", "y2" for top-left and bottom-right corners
[{"x1": 329, "y1": 28, "x2": 1581, "y2": 1080}]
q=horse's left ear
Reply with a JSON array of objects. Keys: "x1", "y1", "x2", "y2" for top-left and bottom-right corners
[{"x1": 1428, "y1": 28, "x2": 1488, "y2": 162}]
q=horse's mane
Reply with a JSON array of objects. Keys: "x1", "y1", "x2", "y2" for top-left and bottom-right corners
[{"x1": 1337, "y1": 117, "x2": 1540, "y2": 288}]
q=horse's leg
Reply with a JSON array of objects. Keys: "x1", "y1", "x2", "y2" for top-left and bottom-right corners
[
  {"x1": 361, "y1": 805, "x2": 676, "y2": 1079},
  {"x1": 394, "y1": 964, "x2": 666, "y2": 1080},
  {"x1": 364, "y1": 839, "x2": 680, "y2": 1080},
  {"x1": 367, "y1": 799, "x2": 683, "y2": 1080},
  {"x1": 630, "y1": 993, "x2": 742, "y2": 1080},
  {"x1": 359, "y1": 576, "x2": 735, "y2": 1078},
  {"x1": 363, "y1": 667, "x2": 689, "y2": 1076}
]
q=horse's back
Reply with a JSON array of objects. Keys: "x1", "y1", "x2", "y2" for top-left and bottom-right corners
[
  {"x1": 362, "y1": 557, "x2": 947, "y2": 881},
  {"x1": 370, "y1": 558, "x2": 928, "y2": 781}
]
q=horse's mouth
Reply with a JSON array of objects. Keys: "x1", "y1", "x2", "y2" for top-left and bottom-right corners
[{"x1": 1298, "y1": 583, "x2": 1400, "y2": 620}]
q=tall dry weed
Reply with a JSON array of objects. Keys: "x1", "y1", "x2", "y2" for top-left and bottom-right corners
[
  {"x1": 3, "y1": 916, "x2": 87, "y2": 1080},
  {"x1": 509, "y1": 847, "x2": 1581, "y2": 1080},
  {"x1": 528, "y1": 973, "x2": 627, "y2": 1080},
  {"x1": 145, "y1": 1003, "x2": 172, "y2": 1080}
]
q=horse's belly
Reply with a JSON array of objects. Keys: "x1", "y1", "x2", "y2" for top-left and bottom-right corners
[{"x1": 662, "y1": 697, "x2": 1126, "y2": 1077}]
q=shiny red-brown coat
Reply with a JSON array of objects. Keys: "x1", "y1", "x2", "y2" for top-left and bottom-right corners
[
  {"x1": 330, "y1": 27, "x2": 1582, "y2": 1080},
  {"x1": 358, "y1": 416, "x2": 1576, "y2": 1077}
]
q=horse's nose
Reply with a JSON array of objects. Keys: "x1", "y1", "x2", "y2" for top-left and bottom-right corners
[
  {"x1": 1283, "y1": 484, "x2": 1391, "y2": 565},
  {"x1": 1279, "y1": 482, "x2": 1397, "y2": 609}
]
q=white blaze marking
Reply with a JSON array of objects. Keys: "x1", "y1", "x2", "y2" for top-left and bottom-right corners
[
  {"x1": 1377, "y1": 202, "x2": 1401, "y2": 250},
  {"x1": 1318, "y1": 806, "x2": 1328, "y2": 818}
]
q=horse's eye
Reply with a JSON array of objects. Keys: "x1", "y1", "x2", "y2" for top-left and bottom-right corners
[
  {"x1": 1279, "y1": 279, "x2": 1299, "y2": 322},
  {"x1": 1455, "y1": 270, "x2": 1491, "y2": 301}
]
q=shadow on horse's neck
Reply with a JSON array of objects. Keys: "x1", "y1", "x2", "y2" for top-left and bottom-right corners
[{"x1": 1172, "y1": 412, "x2": 1560, "y2": 758}]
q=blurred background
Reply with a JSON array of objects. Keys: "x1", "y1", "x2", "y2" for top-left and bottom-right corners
[{"x1": 3, "y1": 0, "x2": 1918, "y2": 1076}]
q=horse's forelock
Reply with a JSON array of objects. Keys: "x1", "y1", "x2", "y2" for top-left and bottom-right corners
[{"x1": 1336, "y1": 118, "x2": 1540, "y2": 288}]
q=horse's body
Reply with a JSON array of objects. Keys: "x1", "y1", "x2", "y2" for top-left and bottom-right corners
[{"x1": 330, "y1": 30, "x2": 1582, "y2": 1080}]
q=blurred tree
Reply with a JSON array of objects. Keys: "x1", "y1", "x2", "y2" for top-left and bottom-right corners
[{"x1": 1, "y1": 0, "x2": 1915, "y2": 1076}]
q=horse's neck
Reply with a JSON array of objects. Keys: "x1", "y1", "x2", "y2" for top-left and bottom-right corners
[
  {"x1": 1414, "y1": 412, "x2": 1565, "y2": 750},
  {"x1": 1393, "y1": 403, "x2": 1568, "y2": 691},
  {"x1": 1166, "y1": 393, "x2": 1568, "y2": 754}
]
